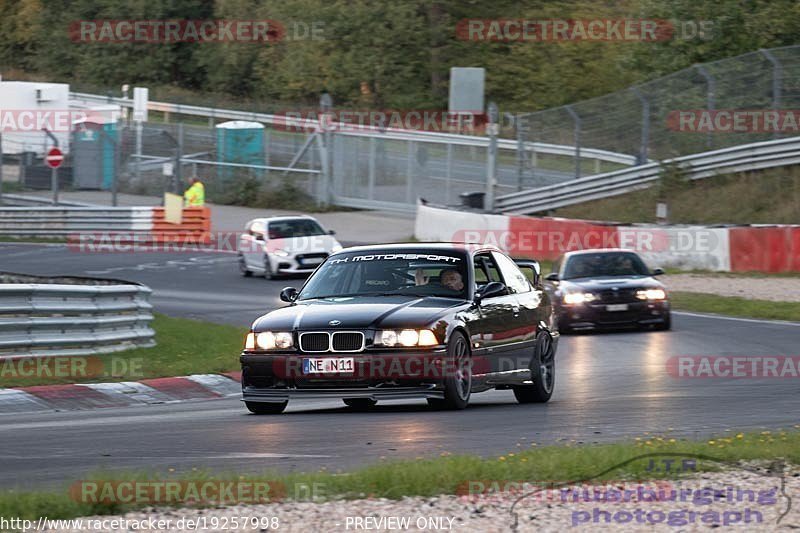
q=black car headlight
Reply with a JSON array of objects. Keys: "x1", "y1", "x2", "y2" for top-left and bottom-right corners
[
  {"x1": 636, "y1": 289, "x2": 667, "y2": 300},
  {"x1": 376, "y1": 329, "x2": 439, "y2": 347},
  {"x1": 563, "y1": 292, "x2": 596, "y2": 305},
  {"x1": 245, "y1": 331, "x2": 294, "y2": 350}
]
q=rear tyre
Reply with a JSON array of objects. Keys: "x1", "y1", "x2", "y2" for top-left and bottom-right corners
[
  {"x1": 433, "y1": 331, "x2": 471, "y2": 410},
  {"x1": 513, "y1": 332, "x2": 555, "y2": 404},
  {"x1": 245, "y1": 401, "x2": 287, "y2": 414},
  {"x1": 343, "y1": 398, "x2": 377, "y2": 410},
  {"x1": 238, "y1": 255, "x2": 252, "y2": 277}
]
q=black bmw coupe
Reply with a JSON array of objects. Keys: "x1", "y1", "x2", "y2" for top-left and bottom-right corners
[
  {"x1": 240, "y1": 243, "x2": 558, "y2": 414},
  {"x1": 546, "y1": 249, "x2": 670, "y2": 333}
]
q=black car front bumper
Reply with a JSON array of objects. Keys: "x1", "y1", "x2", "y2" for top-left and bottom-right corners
[
  {"x1": 242, "y1": 384, "x2": 444, "y2": 403},
  {"x1": 558, "y1": 300, "x2": 669, "y2": 330},
  {"x1": 240, "y1": 349, "x2": 449, "y2": 403}
]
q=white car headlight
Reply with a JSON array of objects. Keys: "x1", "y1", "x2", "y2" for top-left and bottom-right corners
[
  {"x1": 563, "y1": 292, "x2": 595, "y2": 305},
  {"x1": 377, "y1": 329, "x2": 439, "y2": 347},
  {"x1": 636, "y1": 288, "x2": 667, "y2": 300},
  {"x1": 254, "y1": 331, "x2": 294, "y2": 349},
  {"x1": 272, "y1": 249, "x2": 290, "y2": 257}
]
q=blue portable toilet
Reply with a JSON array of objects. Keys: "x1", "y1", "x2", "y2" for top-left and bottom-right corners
[
  {"x1": 216, "y1": 121, "x2": 265, "y2": 180},
  {"x1": 71, "y1": 110, "x2": 119, "y2": 190}
]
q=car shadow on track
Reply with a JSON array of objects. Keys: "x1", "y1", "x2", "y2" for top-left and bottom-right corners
[{"x1": 247, "y1": 400, "x2": 545, "y2": 416}]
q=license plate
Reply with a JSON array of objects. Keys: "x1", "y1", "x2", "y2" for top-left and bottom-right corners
[
  {"x1": 606, "y1": 304, "x2": 629, "y2": 312},
  {"x1": 302, "y1": 357, "x2": 354, "y2": 374},
  {"x1": 302, "y1": 258, "x2": 323, "y2": 266}
]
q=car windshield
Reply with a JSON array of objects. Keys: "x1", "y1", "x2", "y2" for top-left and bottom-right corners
[
  {"x1": 562, "y1": 252, "x2": 650, "y2": 279},
  {"x1": 268, "y1": 219, "x2": 326, "y2": 239},
  {"x1": 298, "y1": 250, "x2": 469, "y2": 300}
]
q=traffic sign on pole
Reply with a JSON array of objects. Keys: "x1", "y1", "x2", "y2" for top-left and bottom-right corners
[{"x1": 45, "y1": 147, "x2": 64, "y2": 169}]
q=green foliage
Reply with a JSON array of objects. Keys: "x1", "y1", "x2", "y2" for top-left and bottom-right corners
[{"x1": 1, "y1": 1, "x2": 799, "y2": 111}]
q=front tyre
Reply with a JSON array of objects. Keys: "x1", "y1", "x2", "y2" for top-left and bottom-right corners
[
  {"x1": 513, "y1": 331, "x2": 555, "y2": 404},
  {"x1": 245, "y1": 401, "x2": 287, "y2": 414},
  {"x1": 238, "y1": 255, "x2": 252, "y2": 277},
  {"x1": 263, "y1": 255, "x2": 276, "y2": 280},
  {"x1": 430, "y1": 331, "x2": 471, "y2": 410}
]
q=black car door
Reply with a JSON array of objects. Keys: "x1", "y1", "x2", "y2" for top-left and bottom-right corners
[
  {"x1": 470, "y1": 252, "x2": 522, "y2": 377},
  {"x1": 493, "y1": 252, "x2": 542, "y2": 377}
]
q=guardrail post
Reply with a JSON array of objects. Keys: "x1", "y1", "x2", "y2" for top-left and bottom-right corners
[
  {"x1": 631, "y1": 87, "x2": 650, "y2": 165},
  {"x1": 319, "y1": 93, "x2": 334, "y2": 206},
  {"x1": 485, "y1": 102, "x2": 499, "y2": 212},
  {"x1": 174, "y1": 123, "x2": 184, "y2": 194},
  {"x1": 515, "y1": 114, "x2": 526, "y2": 191},
  {"x1": 565, "y1": 105, "x2": 581, "y2": 179},
  {"x1": 695, "y1": 66, "x2": 715, "y2": 150},
  {"x1": 760, "y1": 49, "x2": 783, "y2": 140}
]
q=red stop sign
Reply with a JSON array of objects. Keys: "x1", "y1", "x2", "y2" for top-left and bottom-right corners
[{"x1": 46, "y1": 147, "x2": 64, "y2": 169}]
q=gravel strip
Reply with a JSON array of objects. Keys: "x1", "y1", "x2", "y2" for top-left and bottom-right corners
[
  {"x1": 44, "y1": 465, "x2": 799, "y2": 532},
  {"x1": 663, "y1": 274, "x2": 800, "y2": 303}
]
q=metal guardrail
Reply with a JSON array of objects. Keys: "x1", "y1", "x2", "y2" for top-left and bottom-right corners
[
  {"x1": 495, "y1": 136, "x2": 800, "y2": 214},
  {"x1": 0, "y1": 206, "x2": 154, "y2": 236},
  {"x1": 2, "y1": 194, "x2": 92, "y2": 207},
  {"x1": 0, "y1": 278, "x2": 155, "y2": 357},
  {"x1": 70, "y1": 92, "x2": 639, "y2": 166}
]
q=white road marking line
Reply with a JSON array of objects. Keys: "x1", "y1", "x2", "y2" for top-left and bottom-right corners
[{"x1": 673, "y1": 310, "x2": 800, "y2": 326}]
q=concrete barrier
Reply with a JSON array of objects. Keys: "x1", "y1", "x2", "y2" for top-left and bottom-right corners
[{"x1": 414, "y1": 203, "x2": 796, "y2": 273}]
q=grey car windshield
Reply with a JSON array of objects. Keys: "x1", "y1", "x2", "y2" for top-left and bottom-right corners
[
  {"x1": 298, "y1": 251, "x2": 468, "y2": 300},
  {"x1": 563, "y1": 252, "x2": 650, "y2": 279}
]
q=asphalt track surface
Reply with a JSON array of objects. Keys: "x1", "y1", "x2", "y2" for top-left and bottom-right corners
[{"x1": 1, "y1": 243, "x2": 799, "y2": 490}]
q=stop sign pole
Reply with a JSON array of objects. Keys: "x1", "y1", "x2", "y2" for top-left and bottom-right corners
[{"x1": 45, "y1": 146, "x2": 64, "y2": 205}]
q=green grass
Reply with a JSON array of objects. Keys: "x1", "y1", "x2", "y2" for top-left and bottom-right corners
[
  {"x1": 664, "y1": 268, "x2": 800, "y2": 279},
  {"x1": 671, "y1": 292, "x2": 800, "y2": 322},
  {"x1": 1, "y1": 429, "x2": 797, "y2": 521},
  {"x1": 0, "y1": 314, "x2": 246, "y2": 388},
  {"x1": 553, "y1": 166, "x2": 800, "y2": 224}
]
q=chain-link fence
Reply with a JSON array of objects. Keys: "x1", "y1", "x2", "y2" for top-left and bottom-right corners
[
  {"x1": 515, "y1": 45, "x2": 800, "y2": 187},
  {"x1": 4, "y1": 45, "x2": 799, "y2": 211}
]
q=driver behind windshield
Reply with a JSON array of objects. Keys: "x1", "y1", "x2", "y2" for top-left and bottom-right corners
[{"x1": 440, "y1": 269, "x2": 464, "y2": 292}]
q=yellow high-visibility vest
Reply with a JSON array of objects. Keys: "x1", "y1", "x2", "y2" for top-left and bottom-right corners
[{"x1": 184, "y1": 182, "x2": 205, "y2": 207}]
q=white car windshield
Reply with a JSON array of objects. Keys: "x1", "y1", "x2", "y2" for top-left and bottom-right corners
[{"x1": 268, "y1": 219, "x2": 326, "y2": 239}]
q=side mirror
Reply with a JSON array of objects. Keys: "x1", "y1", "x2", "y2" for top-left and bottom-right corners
[
  {"x1": 475, "y1": 281, "x2": 507, "y2": 304},
  {"x1": 254, "y1": 233, "x2": 265, "y2": 241},
  {"x1": 514, "y1": 259, "x2": 541, "y2": 286},
  {"x1": 328, "y1": 229, "x2": 336, "y2": 235},
  {"x1": 279, "y1": 287, "x2": 298, "y2": 302},
  {"x1": 652, "y1": 267, "x2": 665, "y2": 276},
  {"x1": 545, "y1": 272, "x2": 560, "y2": 281}
]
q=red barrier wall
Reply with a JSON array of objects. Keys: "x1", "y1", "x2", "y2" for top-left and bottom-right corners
[
  {"x1": 507, "y1": 216, "x2": 619, "y2": 260},
  {"x1": 729, "y1": 226, "x2": 799, "y2": 273}
]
